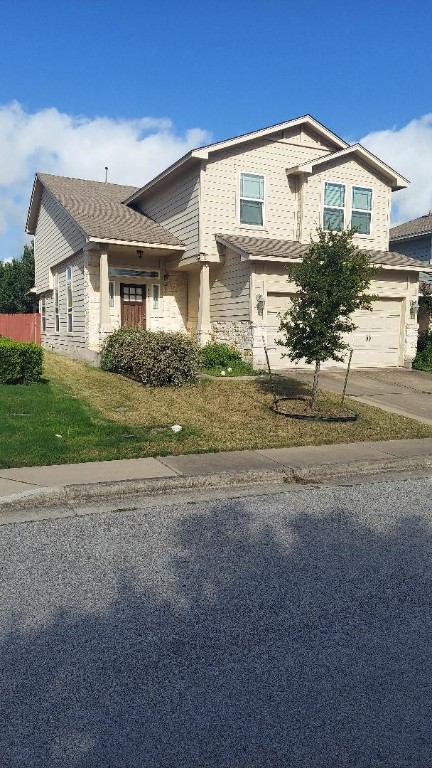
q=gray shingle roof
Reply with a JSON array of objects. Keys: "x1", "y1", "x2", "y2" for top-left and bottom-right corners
[
  {"x1": 37, "y1": 173, "x2": 184, "y2": 248},
  {"x1": 389, "y1": 213, "x2": 432, "y2": 241},
  {"x1": 216, "y1": 234, "x2": 432, "y2": 271}
]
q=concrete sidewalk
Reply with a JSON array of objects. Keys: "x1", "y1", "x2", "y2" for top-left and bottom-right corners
[{"x1": 1, "y1": 438, "x2": 432, "y2": 507}]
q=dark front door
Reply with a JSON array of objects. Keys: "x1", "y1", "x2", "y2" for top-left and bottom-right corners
[{"x1": 121, "y1": 284, "x2": 146, "y2": 329}]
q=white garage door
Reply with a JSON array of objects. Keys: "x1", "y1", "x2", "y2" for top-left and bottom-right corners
[{"x1": 266, "y1": 294, "x2": 403, "y2": 369}]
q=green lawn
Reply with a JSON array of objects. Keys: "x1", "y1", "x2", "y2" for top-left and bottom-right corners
[
  {"x1": 1, "y1": 350, "x2": 431, "y2": 468},
  {"x1": 0, "y1": 377, "x2": 195, "y2": 468}
]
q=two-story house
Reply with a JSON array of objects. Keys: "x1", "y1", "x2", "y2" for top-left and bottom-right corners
[{"x1": 26, "y1": 114, "x2": 431, "y2": 370}]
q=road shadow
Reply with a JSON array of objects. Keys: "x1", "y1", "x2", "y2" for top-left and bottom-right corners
[{"x1": 1, "y1": 502, "x2": 432, "y2": 766}]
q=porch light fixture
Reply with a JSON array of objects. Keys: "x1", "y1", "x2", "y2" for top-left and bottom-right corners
[
  {"x1": 410, "y1": 299, "x2": 419, "y2": 319},
  {"x1": 136, "y1": 249, "x2": 144, "y2": 260},
  {"x1": 256, "y1": 294, "x2": 265, "y2": 313}
]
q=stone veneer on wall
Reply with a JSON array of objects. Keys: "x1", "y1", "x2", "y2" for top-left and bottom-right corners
[
  {"x1": 210, "y1": 321, "x2": 254, "y2": 356},
  {"x1": 404, "y1": 322, "x2": 419, "y2": 367}
]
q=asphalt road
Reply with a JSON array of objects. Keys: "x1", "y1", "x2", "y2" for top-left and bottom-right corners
[{"x1": 1, "y1": 478, "x2": 432, "y2": 767}]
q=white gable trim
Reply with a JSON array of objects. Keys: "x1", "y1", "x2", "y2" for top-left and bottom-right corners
[
  {"x1": 125, "y1": 115, "x2": 349, "y2": 205},
  {"x1": 287, "y1": 144, "x2": 409, "y2": 191}
]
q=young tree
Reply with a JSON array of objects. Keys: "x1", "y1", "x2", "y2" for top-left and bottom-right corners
[
  {"x1": 0, "y1": 242, "x2": 35, "y2": 314},
  {"x1": 278, "y1": 229, "x2": 376, "y2": 410}
]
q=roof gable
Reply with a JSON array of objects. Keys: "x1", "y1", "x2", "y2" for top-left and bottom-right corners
[
  {"x1": 124, "y1": 115, "x2": 349, "y2": 205},
  {"x1": 27, "y1": 173, "x2": 184, "y2": 249},
  {"x1": 288, "y1": 144, "x2": 409, "y2": 191}
]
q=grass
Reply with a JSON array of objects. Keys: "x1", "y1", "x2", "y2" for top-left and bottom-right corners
[{"x1": 0, "y1": 350, "x2": 429, "y2": 469}]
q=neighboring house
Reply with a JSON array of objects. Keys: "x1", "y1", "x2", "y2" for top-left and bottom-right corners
[
  {"x1": 26, "y1": 115, "x2": 432, "y2": 370},
  {"x1": 390, "y1": 212, "x2": 432, "y2": 285},
  {"x1": 390, "y1": 212, "x2": 432, "y2": 334}
]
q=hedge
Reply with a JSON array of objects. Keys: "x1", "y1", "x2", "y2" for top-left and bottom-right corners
[
  {"x1": 0, "y1": 337, "x2": 43, "y2": 384},
  {"x1": 413, "y1": 330, "x2": 432, "y2": 373},
  {"x1": 100, "y1": 328, "x2": 200, "y2": 386}
]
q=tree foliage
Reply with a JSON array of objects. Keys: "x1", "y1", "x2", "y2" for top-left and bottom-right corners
[
  {"x1": 0, "y1": 242, "x2": 35, "y2": 314},
  {"x1": 278, "y1": 229, "x2": 376, "y2": 409}
]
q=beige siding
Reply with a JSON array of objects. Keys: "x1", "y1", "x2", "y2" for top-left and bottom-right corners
[
  {"x1": 210, "y1": 249, "x2": 251, "y2": 321},
  {"x1": 302, "y1": 157, "x2": 391, "y2": 251},
  {"x1": 41, "y1": 252, "x2": 87, "y2": 356},
  {"x1": 200, "y1": 136, "x2": 331, "y2": 259},
  {"x1": 34, "y1": 188, "x2": 86, "y2": 292},
  {"x1": 137, "y1": 167, "x2": 200, "y2": 260}
]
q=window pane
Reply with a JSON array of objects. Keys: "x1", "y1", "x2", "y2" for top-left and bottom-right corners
[
  {"x1": 109, "y1": 282, "x2": 115, "y2": 307},
  {"x1": 67, "y1": 313, "x2": 73, "y2": 332},
  {"x1": 153, "y1": 284, "x2": 159, "y2": 310},
  {"x1": 324, "y1": 208, "x2": 344, "y2": 231},
  {"x1": 351, "y1": 211, "x2": 371, "y2": 235},
  {"x1": 240, "y1": 199, "x2": 263, "y2": 225},
  {"x1": 352, "y1": 187, "x2": 372, "y2": 211},
  {"x1": 324, "y1": 182, "x2": 345, "y2": 208},
  {"x1": 67, "y1": 286, "x2": 73, "y2": 308},
  {"x1": 241, "y1": 173, "x2": 264, "y2": 200}
]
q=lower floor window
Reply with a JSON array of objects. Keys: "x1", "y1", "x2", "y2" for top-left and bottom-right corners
[{"x1": 40, "y1": 296, "x2": 46, "y2": 332}]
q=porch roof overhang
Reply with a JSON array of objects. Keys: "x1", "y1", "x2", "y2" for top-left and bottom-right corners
[
  {"x1": 215, "y1": 234, "x2": 432, "y2": 272},
  {"x1": 87, "y1": 237, "x2": 183, "y2": 252}
]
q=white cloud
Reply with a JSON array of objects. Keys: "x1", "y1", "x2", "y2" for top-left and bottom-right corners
[
  {"x1": 0, "y1": 101, "x2": 211, "y2": 260},
  {"x1": 360, "y1": 114, "x2": 432, "y2": 225}
]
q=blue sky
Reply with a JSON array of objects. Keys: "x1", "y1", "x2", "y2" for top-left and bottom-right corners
[{"x1": 1, "y1": 0, "x2": 432, "y2": 260}]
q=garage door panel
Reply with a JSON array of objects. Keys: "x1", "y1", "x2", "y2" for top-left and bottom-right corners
[{"x1": 266, "y1": 294, "x2": 402, "y2": 369}]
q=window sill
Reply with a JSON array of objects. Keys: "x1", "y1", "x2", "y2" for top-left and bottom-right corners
[{"x1": 238, "y1": 224, "x2": 268, "y2": 231}]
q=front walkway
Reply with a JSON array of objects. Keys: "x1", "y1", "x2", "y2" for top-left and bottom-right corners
[{"x1": 281, "y1": 368, "x2": 432, "y2": 425}]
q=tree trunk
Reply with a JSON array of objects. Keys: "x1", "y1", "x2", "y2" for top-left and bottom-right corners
[{"x1": 311, "y1": 359, "x2": 320, "y2": 411}]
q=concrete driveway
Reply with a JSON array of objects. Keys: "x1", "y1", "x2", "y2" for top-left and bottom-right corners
[{"x1": 283, "y1": 367, "x2": 432, "y2": 425}]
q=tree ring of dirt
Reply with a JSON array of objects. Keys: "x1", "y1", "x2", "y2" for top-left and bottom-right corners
[{"x1": 270, "y1": 397, "x2": 358, "y2": 423}]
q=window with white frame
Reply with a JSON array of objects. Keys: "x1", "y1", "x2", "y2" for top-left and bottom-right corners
[
  {"x1": 152, "y1": 284, "x2": 159, "y2": 311},
  {"x1": 109, "y1": 281, "x2": 115, "y2": 308},
  {"x1": 323, "y1": 182, "x2": 345, "y2": 231},
  {"x1": 240, "y1": 172, "x2": 264, "y2": 226},
  {"x1": 40, "y1": 296, "x2": 46, "y2": 332},
  {"x1": 351, "y1": 186, "x2": 372, "y2": 235},
  {"x1": 54, "y1": 273, "x2": 60, "y2": 332},
  {"x1": 66, "y1": 265, "x2": 73, "y2": 332}
]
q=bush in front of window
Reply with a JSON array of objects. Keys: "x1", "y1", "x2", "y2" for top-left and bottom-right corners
[
  {"x1": 0, "y1": 338, "x2": 43, "y2": 384},
  {"x1": 100, "y1": 328, "x2": 200, "y2": 386}
]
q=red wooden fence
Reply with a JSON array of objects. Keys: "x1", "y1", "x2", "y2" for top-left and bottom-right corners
[{"x1": 0, "y1": 314, "x2": 41, "y2": 345}]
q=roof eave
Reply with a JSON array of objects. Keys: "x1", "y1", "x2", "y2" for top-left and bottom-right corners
[
  {"x1": 26, "y1": 174, "x2": 42, "y2": 235},
  {"x1": 123, "y1": 151, "x2": 200, "y2": 205},
  {"x1": 87, "y1": 236, "x2": 184, "y2": 251},
  {"x1": 390, "y1": 229, "x2": 432, "y2": 242},
  {"x1": 290, "y1": 144, "x2": 409, "y2": 190}
]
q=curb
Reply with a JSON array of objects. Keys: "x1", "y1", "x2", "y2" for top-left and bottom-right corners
[{"x1": 0, "y1": 456, "x2": 431, "y2": 517}]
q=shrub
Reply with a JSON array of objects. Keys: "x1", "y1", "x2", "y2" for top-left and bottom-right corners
[
  {"x1": 100, "y1": 328, "x2": 200, "y2": 386},
  {"x1": 0, "y1": 338, "x2": 43, "y2": 384},
  {"x1": 200, "y1": 342, "x2": 243, "y2": 369},
  {"x1": 413, "y1": 330, "x2": 432, "y2": 372}
]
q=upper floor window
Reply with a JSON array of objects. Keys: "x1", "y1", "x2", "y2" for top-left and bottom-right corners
[
  {"x1": 240, "y1": 172, "x2": 264, "y2": 226},
  {"x1": 66, "y1": 265, "x2": 73, "y2": 332},
  {"x1": 323, "y1": 182, "x2": 345, "y2": 231},
  {"x1": 351, "y1": 186, "x2": 372, "y2": 235}
]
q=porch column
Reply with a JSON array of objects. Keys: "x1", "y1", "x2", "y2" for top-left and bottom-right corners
[
  {"x1": 197, "y1": 261, "x2": 211, "y2": 344},
  {"x1": 99, "y1": 247, "x2": 111, "y2": 332}
]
